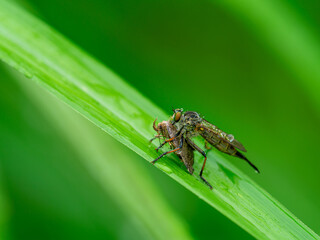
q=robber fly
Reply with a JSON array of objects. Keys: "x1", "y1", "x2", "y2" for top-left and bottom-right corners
[
  {"x1": 150, "y1": 118, "x2": 195, "y2": 174},
  {"x1": 170, "y1": 109, "x2": 260, "y2": 188},
  {"x1": 151, "y1": 108, "x2": 259, "y2": 189}
]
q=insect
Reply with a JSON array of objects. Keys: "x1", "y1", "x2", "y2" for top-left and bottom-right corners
[
  {"x1": 173, "y1": 109, "x2": 260, "y2": 187},
  {"x1": 151, "y1": 108, "x2": 259, "y2": 189},
  {"x1": 150, "y1": 118, "x2": 195, "y2": 174}
]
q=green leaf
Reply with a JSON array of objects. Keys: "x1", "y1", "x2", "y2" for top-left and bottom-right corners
[
  {"x1": 0, "y1": 172, "x2": 9, "y2": 240},
  {"x1": 0, "y1": 1, "x2": 318, "y2": 239},
  {"x1": 10, "y1": 68, "x2": 193, "y2": 240}
]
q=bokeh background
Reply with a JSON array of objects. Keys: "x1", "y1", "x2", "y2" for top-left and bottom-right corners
[{"x1": 1, "y1": 0, "x2": 320, "y2": 239}]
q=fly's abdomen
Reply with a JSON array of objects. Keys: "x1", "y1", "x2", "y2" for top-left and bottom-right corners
[
  {"x1": 215, "y1": 141, "x2": 237, "y2": 155},
  {"x1": 199, "y1": 130, "x2": 240, "y2": 156}
]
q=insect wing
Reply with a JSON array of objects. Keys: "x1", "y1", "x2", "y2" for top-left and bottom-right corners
[
  {"x1": 180, "y1": 137, "x2": 194, "y2": 174},
  {"x1": 200, "y1": 121, "x2": 247, "y2": 152},
  {"x1": 228, "y1": 138, "x2": 247, "y2": 152}
]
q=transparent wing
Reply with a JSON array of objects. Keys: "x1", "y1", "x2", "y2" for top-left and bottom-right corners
[
  {"x1": 200, "y1": 121, "x2": 247, "y2": 152},
  {"x1": 228, "y1": 138, "x2": 247, "y2": 152}
]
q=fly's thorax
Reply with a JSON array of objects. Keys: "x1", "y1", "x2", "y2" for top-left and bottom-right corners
[
  {"x1": 181, "y1": 111, "x2": 202, "y2": 131},
  {"x1": 184, "y1": 111, "x2": 201, "y2": 122},
  {"x1": 186, "y1": 130, "x2": 199, "y2": 138}
]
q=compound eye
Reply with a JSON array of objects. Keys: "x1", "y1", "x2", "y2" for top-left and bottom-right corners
[{"x1": 174, "y1": 111, "x2": 181, "y2": 122}]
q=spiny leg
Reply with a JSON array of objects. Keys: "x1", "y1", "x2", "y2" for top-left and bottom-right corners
[
  {"x1": 155, "y1": 138, "x2": 170, "y2": 151},
  {"x1": 186, "y1": 138, "x2": 213, "y2": 189},
  {"x1": 152, "y1": 138, "x2": 183, "y2": 164}
]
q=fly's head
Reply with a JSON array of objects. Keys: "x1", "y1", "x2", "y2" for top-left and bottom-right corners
[
  {"x1": 171, "y1": 108, "x2": 183, "y2": 125},
  {"x1": 171, "y1": 109, "x2": 202, "y2": 135},
  {"x1": 171, "y1": 108, "x2": 188, "y2": 135}
]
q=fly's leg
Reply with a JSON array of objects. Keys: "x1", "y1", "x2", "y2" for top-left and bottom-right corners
[
  {"x1": 152, "y1": 137, "x2": 183, "y2": 164},
  {"x1": 186, "y1": 138, "x2": 213, "y2": 190},
  {"x1": 155, "y1": 139, "x2": 172, "y2": 151}
]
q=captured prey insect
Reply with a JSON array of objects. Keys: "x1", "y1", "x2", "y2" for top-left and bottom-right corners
[
  {"x1": 151, "y1": 108, "x2": 259, "y2": 189},
  {"x1": 150, "y1": 119, "x2": 195, "y2": 174},
  {"x1": 150, "y1": 109, "x2": 213, "y2": 189}
]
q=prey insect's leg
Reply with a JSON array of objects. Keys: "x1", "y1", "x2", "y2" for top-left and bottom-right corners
[
  {"x1": 186, "y1": 138, "x2": 213, "y2": 189},
  {"x1": 149, "y1": 135, "x2": 163, "y2": 143},
  {"x1": 152, "y1": 137, "x2": 183, "y2": 164},
  {"x1": 156, "y1": 140, "x2": 170, "y2": 151},
  {"x1": 156, "y1": 126, "x2": 184, "y2": 151}
]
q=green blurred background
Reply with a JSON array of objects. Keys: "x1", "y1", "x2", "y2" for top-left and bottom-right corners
[{"x1": 1, "y1": 0, "x2": 320, "y2": 239}]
